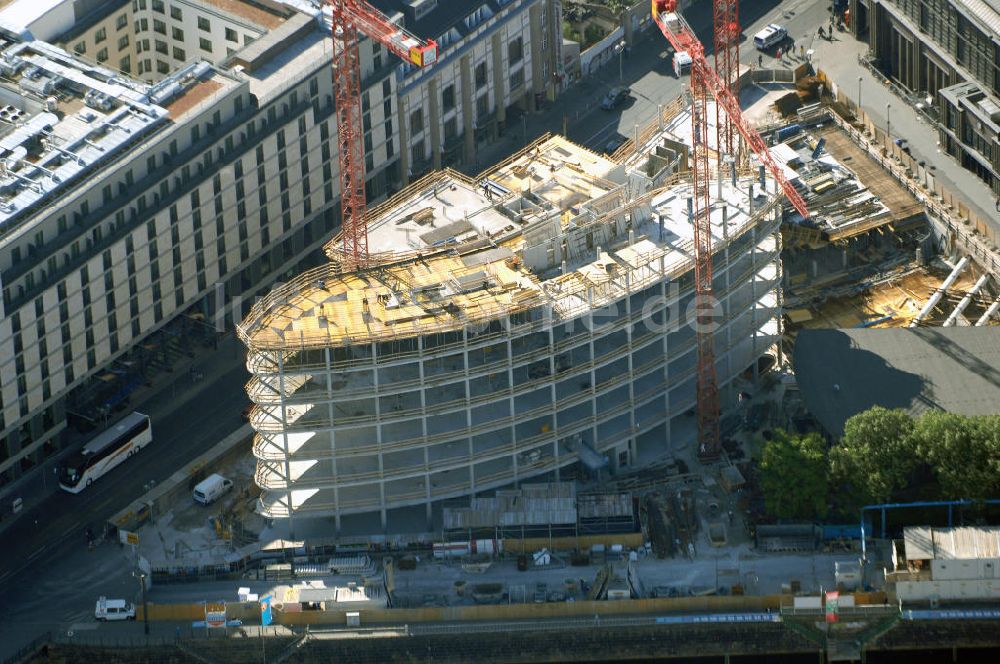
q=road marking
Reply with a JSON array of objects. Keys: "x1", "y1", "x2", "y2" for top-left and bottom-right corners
[
  {"x1": 68, "y1": 622, "x2": 99, "y2": 632},
  {"x1": 585, "y1": 119, "x2": 619, "y2": 145}
]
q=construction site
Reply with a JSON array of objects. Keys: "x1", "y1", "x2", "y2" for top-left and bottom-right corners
[
  {"x1": 28, "y1": 4, "x2": 1000, "y2": 664},
  {"x1": 229, "y1": 3, "x2": 1000, "y2": 540}
]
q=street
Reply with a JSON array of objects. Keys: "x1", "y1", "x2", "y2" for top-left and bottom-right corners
[{"x1": 0, "y1": 335, "x2": 250, "y2": 659}]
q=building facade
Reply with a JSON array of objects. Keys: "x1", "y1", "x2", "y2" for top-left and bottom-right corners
[
  {"x1": 0, "y1": 0, "x2": 567, "y2": 499},
  {"x1": 862, "y1": 0, "x2": 1000, "y2": 193},
  {"x1": 238, "y1": 133, "x2": 783, "y2": 533}
]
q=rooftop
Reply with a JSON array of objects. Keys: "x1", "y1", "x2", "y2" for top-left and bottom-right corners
[
  {"x1": 794, "y1": 326, "x2": 1000, "y2": 437},
  {"x1": 368, "y1": 0, "x2": 503, "y2": 42},
  {"x1": 0, "y1": 40, "x2": 236, "y2": 234},
  {"x1": 904, "y1": 526, "x2": 1000, "y2": 561},
  {"x1": 239, "y1": 130, "x2": 783, "y2": 351},
  {"x1": 199, "y1": 0, "x2": 289, "y2": 30}
]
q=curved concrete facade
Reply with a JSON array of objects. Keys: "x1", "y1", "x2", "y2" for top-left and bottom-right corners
[{"x1": 240, "y1": 133, "x2": 784, "y2": 531}]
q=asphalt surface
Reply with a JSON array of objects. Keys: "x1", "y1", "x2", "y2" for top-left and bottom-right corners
[{"x1": 0, "y1": 335, "x2": 249, "y2": 658}]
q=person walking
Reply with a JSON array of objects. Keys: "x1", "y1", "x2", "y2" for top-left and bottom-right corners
[
  {"x1": 758, "y1": 54, "x2": 763, "y2": 67},
  {"x1": 776, "y1": 47, "x2": 783, "y2": 62}
]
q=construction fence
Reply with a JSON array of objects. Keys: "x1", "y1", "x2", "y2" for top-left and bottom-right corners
[{"x1": 138, "y1": 591, "x2": 888, "y2": 627}]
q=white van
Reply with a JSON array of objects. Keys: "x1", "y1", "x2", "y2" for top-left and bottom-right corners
[
  {"x1": 753, "y1": 24, "x2": 787, "y2": 50},
  {"x1": 193, "y1": 473, "x2": 234, "y2": 505},
  {"x1": 95, "y1": 597, "x2": 135, "y2": 621}
]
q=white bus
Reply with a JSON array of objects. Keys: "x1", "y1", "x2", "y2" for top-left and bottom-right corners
[{"x1": 59, "y1": 412, "x2": 152, "y2": 493}]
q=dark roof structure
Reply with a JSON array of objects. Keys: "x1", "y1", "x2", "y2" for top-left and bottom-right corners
[
  {"x1": 793, "y1": 327, "x2": 1000, "y2": 437},
  {"x1": 370, "y1": 0, "x2": 507, "y2": 41}
]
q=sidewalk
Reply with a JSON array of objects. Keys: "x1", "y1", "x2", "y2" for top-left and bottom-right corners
[
  {"x1": 810, "y1": 31, "x2": 1000, "y2": 238},
  {"x1": 0, "y1": 330, "x2": 247, "y2": 537}
]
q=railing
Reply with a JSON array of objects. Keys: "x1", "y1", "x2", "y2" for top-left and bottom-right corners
[{"x1": 820, "y1": 81, "x2": 1000, "y2": 277}]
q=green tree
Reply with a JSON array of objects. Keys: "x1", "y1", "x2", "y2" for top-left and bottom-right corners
[
  {"x1": 759, "y1": 430, "x2": 829, "y2": 519},
  {"x1": 913, "y1": 412, "x2": 1000, "y2": 500},
  {"x1": 829, "y1": 406, "x2": 917, "y2": 504}
]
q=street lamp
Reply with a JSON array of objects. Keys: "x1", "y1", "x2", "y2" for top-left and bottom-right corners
[
  {"x1": 857, "y1": 76, "x2": 863, "y2": 114},
  {"x1": 614, "y1": 40, "x2": 626, "y2": 82},
  {"x1": 135, "y1": 571, "x2": 149, "y2": 635},
  {"x1": 886, "y1": 103, "x2": 892, "y2": 143}
]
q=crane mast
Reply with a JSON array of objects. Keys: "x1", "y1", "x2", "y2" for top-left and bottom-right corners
[
  {"x1": 330, "y1": 0, "x2": 438, "y2": 266},
  {"x1": 652, "y1": 1, "x2": 811, "y2": 460},
  {"x1": 713, "y1": 0, "x2": 740, "y2": 156}
]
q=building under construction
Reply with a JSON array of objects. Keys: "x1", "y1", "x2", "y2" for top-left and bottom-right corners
[{"x1": 237, "y1": 119, "x2": 785, "y2": 532}]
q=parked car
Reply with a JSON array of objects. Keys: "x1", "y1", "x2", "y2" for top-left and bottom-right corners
[
  {"x1": 95, "y1": 597, "x2": 135, "y2": 621},
  {"x1": 753, "y1": 23, "x2": 787, "y2": 50},
  {"x1": 600, "y1": 86, "x2": 630, "y2": 110},
  {"x1": 192, "y1": 473, "x2": 234, "y2": 505}
]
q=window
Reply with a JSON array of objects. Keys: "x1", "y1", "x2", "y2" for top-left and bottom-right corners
[
  {"x1": 198, "y1": 16, "x2": 211, "y2": 32},
  {"x1": 244, "y1": 34, "x2": 254, "y2": 45},
  {"x1": 95, "y1": 28, "x2": 107, "y2": 43},
  {"x1": 475, "y1": 61, "x2": 487, "y2": 89},
  {"x1": 411, "y1": 141, "x2": 425, "y2": 165},
  {"x1": 118, "y1": 35, "x2": 129, "y2": 50},
  {"x1": 157, "y1": 60, "x2": 170, "y2": 74},
  {"x1": 74, "y1": 42, "x2": 86, "y2": 55},
  {"x1": 155, "y1": 40, "x2": 167, "y2": 54},
  {"x1": 442, "y1": 84, "x2": 456, "y2": 111},
  {"x1": 444, "y1": 117, "x2": 457, "y2": 141},
  {"x1": 116, "y1": 13, "x2": 128, "y2": 30},
  {"x1": 172, "y1": 27, "x2": 184, "y2": 40},
  {"x1": 225, "y1": 27, "x2": 238, "y2": 42},
  {"x1": 509, "y1": 68, "x2": 524, "y2": 92},
  {"x1": 199, "y1": 38, "x2": 212, "y2": 53},
  {"x1": 508, "y1": 36, "x2": 523, "y2": 63},
  {"x1": 120, "y1": 56, "x2": 131, "y2": 73},
  {"x1": 153, "y1": 19, "x2": 166, "y2": 34},
  {"x1": 170, "y1": 5, "x2": 182, "y2": 20},
  {"x1": 476, "y1": 94, "x2": 489, "y2": 119},
  {"x1": 97, "y1": 48, "x2": 108, "y2": 63},
  {"x1": 173, "y1": 47, "x2": 185, "y2": 61}
]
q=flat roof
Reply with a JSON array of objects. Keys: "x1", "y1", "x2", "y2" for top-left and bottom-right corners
[
  {"x1": 199, "y1": 0, "x2": 288, "y2": 29},
  {"x1": 904, "y1": 526, "x2": 1000, "y2": 561},
  {"x1": 0, "y1": 44, "x2": 236, "y2": 238},
  {"x1": 794, "y1": 327, "x2": 1000, "y2": 437},
  {"x1": 240, "y1": 130, "x2": 782, "y2": 351}
]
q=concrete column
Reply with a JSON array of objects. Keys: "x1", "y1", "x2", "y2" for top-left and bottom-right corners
[
  {"x1": 428, "y1": 77, "x2": 442, "y2": 170},
  {"x1": 324, "y1": 347, "x2": 341, "y2": 535},
  {"x1": 397, "y1": 93, "x2": 412, "y2": 187},
  {"x1": 417, "y1": 336, "x2": 432, "y2": 528},
  {"x1": 505, "y1": 319, "x2": 518, "y2": 487},
  {"x1": 373, "y1": 349, "x2": 387, "y2": 532},
  {"x1": 546, "y1": 0, "x2": 562, "y2": 100},
  {"x1": 528, "y1": 3, "x2": 543, "y2": 112},
  {"x1": 462, "y1": 327, "x2": 476, "y2": 498},
  {"x1": 548, "y1": 320, "x2": 559, "y2": 481},
  {"x1": 491, "y1": 32, "x2": 507, "y2": 131},
  {"x1": 460, "y1": 53, "x2": 475, "y2": 166}
]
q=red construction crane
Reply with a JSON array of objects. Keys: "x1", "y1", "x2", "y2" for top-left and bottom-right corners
[
  {"x1": 713, "y1": 0, "x2": 740, "y2": 155},
  {"x1": 652, "y1": 1, "x2": 810, "y2": 461},
  {"x1": 330, "y1": 0, "x2": 438, "y2": 265}
]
